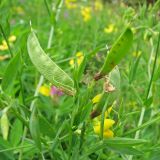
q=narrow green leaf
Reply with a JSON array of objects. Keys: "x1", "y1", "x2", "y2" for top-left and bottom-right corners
[
  {"x1": 107, "y1": 145, "x2": 143, "y2": 156},
  {"x1": 0, "y1": 137, "x2": 15, "y2": 160},
  {"x1": 129, "y1": 54, "x2": 142, "y2": 83},
  {"x1": 80, "y1": 138, "x2": 146, "y2": 159},
  {"x1": 153, "y1": 64, "x2": 160, "y2": 81},
  {"x1": 124, "y1": 115, "x2": 160, "y2": 136},
  {"x1": 29, "y1": 107, "x2": 41, "y2": 150},
  {"x1": 2, "y1": 52, "x2": 21, "y2": 93},
  {"x1": 77, "y1": 56, "x2": 86, "y2": 82},
  {"x1": 80, "y1": 102, "x2": 92, "y2": 123},
  {"x1": 10, "y1": 119, "x2": 23, "y2": 147},
  {"x1": 103, "y1": 137, "x2": 148, "y2": 146},
  {"x1": 39, "y1": 115, "x2": 54, "y2": 138}
]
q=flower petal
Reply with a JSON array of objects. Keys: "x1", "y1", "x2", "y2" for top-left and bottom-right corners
[
  {"x1": 103, "y1": 129, "x2": 114, "y2": 138},
  {"x1": 92, "y1": 93, "x2": 102, "y2": 104}
]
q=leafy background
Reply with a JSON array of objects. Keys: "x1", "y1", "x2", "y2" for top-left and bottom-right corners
[{"x1": 0, "y1": 0, "x2": 160, "y2": 159}]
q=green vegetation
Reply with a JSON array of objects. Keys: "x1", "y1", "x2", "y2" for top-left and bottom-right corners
[{"x1": 0, "y1": 0, "x2": 160, "y2": 159}]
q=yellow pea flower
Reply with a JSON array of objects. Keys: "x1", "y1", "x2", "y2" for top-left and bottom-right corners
[
  {"x1": 103, "y1": 130, "x2": 114, "y2": 138},
  {"x1": 93, "y1": 103, "x2": 115, "y2": 138},
  {"x1": 93, "y1": 119, "x2": 115, "y2": 138},
  {"x1": 65, "y1": 0, "x2": 77, "y2": 9},
  {"x1": 8, "y1": 35, "x2": 16, "y2": 43},
  {"x1": 0, "y1": 55, "x2": 10, "y2": 61},
  {"x1": 92, "y1": 94, "x2": 112, "y2": 117},
  {"x1": 92, "y1": 94, "x2": 102, "y2": 104},
  {"x1": 39, "y1": 85, "x2": 50, "y2": 96},
  {"x1": 94, "y1": 119, "x2": 115, "y2": 132},
  {"x1": 0, "y1": 35, "x2": 16, "y2": 51},
  {"x1": 95, "y1": 0, "x2": 103, "y2": 11},
  {"x1": 81, "y1": 7, "x2": 91, "y2": 22},
  {"x1": 132, "y1": 51, "x2": 141, "y2": 58},
  {"x1": 0, "y1": 41, "x2": 8, "y2": 51},
  {"x1": 69, "y1": 59, "x2": 74, "y2": 67},
  {"x1": 13, "y1": 6, "x2": 24, "y2": 15},
  {"x1": 69, "y1": 51, "x2": 84, "y2": 68},
  {"x1": 104, "y1": 24, "x2": 116, "y2": 33}
]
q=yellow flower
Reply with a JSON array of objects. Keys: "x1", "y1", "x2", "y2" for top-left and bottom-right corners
[
  {"x1": 0, "y1": 41, "x2": 8, "y2": 51},
  {"x1": 13, "y1": 6, "x2": 24, "y2": 15},
  {"x1": 95, "y1": 0, "x2": 103, "y2": 11},
  {"x1": 8, "y1": 35, "x2": 16, "y2": 42},
  {"x1": 93, "y1": 106, "x2": 115, "y2": 138},
  {"x1": 104, "y1": 24, "x2": 116, "y2": 33},
  {"x1": 69, "y1": 51, "x2": 84, "y2": 68},
  {"x1": 65, "y1": 0, "x2": 77, "y2": 9},
  {"x1": 99, "y1": 107, "x2": 112, "y2": 119},
  {"x1": 39, "y1": 85, "x2": 50, "y2": 96},
  {"x1": 93, "y1": 119, "x2": 115, "y2": 138},
  {"x1": 92, "y1": 94, "x2": 102, "y2": 104},
  {"x1": 81, "y1": 7, "x2": 91, "y2": 22},
  {"x1": 132, "y1": 51, "x2": 141, "y2": 58},
  {"x1": 0, "y1": 35, "x2": 16, "y2": 51},
  {"x1": 94, "y1": 119, "x2": 115, "y2": 132},
  {"x1": 103, "y1": 130, "x2": 114, "y2": 138},
  {"x1": 0, "y1": 55, "x2": 10, "y2": 61}
]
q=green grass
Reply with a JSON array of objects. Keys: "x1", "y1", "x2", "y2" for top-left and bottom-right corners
[{"x1": 0, "y1": 0, "x2": 160, "y2": 159}]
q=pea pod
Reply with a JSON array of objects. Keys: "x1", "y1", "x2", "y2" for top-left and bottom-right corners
[
  {"x1": 27, "y1": 32, "x2": 76, "y2": 96},
  {"x1": 95, "y1": 28, "x2": 133, "y2": 80}
]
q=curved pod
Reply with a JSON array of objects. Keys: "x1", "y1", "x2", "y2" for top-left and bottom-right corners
[
  {"x1": 27, "y1": 32, "x2": 76, "y2": 96},
  {"x1": 95, "y1": 28, "x2": 133, "y2": 80}
]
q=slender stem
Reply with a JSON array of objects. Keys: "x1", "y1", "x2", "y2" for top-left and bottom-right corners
[
  {"x1": 0, "y1": 24, "x2": 13, "y2": 57},
  {"x1": 146, "y1": 33, "x2": 160, "y2": 100},
  {"x1": 44, "y1": 0, "x2": 51, "y2": 16},
  {"x1": 128, "y1": 33, "x2": 160, "y2": 160},
  {"x1": 18, "y1": 127, "x2": 27, "y2": 160}
]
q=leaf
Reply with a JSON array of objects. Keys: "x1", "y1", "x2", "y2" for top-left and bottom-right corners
[
  {"x1": 39, "y1": 115, "x2": 54, "y2": 138},
  {"x1": 124, "y1": 115, "x2": 160, "y2": 136},
  {"x1": 80, "y1": 138, "x2": 146, "y2": 159},
  {"x1": 77, "y1": 56, "x2": 87, "y2": 82},
  {"x1": 95, "y1": 27, "x2": 133, "y2": 80},
  {"x1": 80, "y1": 102, "x2": 92, "y2": 122},
  {"x1": 27, "y1": 31, "x2": 76, "y2": 96},
  {"x1": 0, "y1": 112, "x2": 9, "y2": 140},
  {"x1": 144, "y1": 96, "x2": 153, "y2": 107},
  {"x1": 107, "y1": 145, "x2": 143, "y2": 156},
  {"x1": 29, "y1": 107, "x2": 41, "y2": 150},
  {"x1": 103, "y1": 137, "x2": 148, "y2": 146},
  {"x1": 0, "y1": 137, "x2": 15, "y2": 160},
  {"x1": 153, "y1": 64, "x2": 160, "y2": 81},
  {"x1": 129, "y1": 54, "x2": 141, "y2": 83},
  {"x1": 2, "y1": 52, "x2": 21, "y2": 94},
  {"x1": 10, "y1": 119, "x2": 23, "y2": 147}
]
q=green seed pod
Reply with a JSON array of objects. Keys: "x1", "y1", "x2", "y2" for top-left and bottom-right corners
[
  {"x1": 95, "y1": 28, "x2": 133, "y2": 80},
  {"x1": 27, "y1": 32, "x2": 76, "y2": 96},
  {"x1": 1, "y1": 112, "x2": 9, "y2": 140}
]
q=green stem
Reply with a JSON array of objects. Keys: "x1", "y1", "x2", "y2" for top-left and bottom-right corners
[
  {"x1": 128, "y1": 32, "x2": 160, "y2": 160},
  {"x1": 0, "y1": 24, "x2": 13, "y2": 58},
  {"x1": 146, "y1": 33, "x2": 160, "y2": 100},
  {"x1": 44, "y1": 0, "x2": 51, "y2": 16}
]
